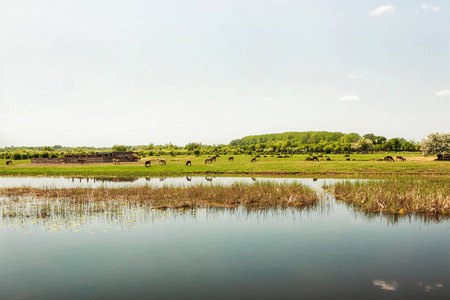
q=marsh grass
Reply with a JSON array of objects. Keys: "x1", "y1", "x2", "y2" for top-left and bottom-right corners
[
  {"x1": 327, "y1": 178, "x2": 450, "y2": 214},
  {"x1": 0, "y1": 182, "x2": 319, "y2": 210}
]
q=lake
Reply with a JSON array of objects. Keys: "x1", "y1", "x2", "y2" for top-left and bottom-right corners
[{"x1": 1, "y1": 177, "x2": 449, "y2": 299}]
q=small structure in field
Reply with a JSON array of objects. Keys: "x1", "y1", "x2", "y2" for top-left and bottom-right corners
[{"x1": 31, "y1": 152, "x2": 140, "y2": 164}]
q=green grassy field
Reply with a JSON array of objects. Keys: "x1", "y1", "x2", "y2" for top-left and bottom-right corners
[{"x1": 1, "y1": 153, "x2": 449, "y2": 178}]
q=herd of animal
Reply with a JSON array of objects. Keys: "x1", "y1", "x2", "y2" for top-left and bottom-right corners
[{"x1": 4, "y1": 155, "x2": 409, "y2": 166}]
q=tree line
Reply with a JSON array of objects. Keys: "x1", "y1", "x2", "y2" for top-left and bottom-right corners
[{"x1": 2, "y1": 131, "x2": 446, "y2": 161}]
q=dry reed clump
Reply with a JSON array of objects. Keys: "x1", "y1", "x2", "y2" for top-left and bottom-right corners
[
  {"x1": 331, "y1": 179, "x2": 450, "y2": 214},
  {"x1": 0, "y1": 182, "x2": 319, "y2": 210}
]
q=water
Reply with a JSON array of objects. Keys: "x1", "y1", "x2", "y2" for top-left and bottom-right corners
[{"x1": 1, "y1": 177, "x2": 449, "y2": 299}]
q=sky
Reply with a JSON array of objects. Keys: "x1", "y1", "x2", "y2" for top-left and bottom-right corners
[{"x1": 0, "y1": 0, "x2": 449, "y2": 147}]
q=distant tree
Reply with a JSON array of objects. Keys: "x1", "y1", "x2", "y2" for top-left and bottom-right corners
[
  {"x1": 112, "y1": 145, "x2": 128, "y2": 152},
  {"x1": 351, "y1": 139, "x2": 374, "y2": 152},
  {"x1": 420, "y1": 133, "x2": 450, "y2": 156}
]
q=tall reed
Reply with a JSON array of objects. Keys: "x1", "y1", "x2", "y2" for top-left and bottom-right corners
[{"x1": 329, "y1": 178, "x2": 450, "y2": 213}]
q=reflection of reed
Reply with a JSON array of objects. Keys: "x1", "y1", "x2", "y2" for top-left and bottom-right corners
[
  {"x1": 0, "y1": 182, "x2": 319, "y2": 210},
  {"x1": 0, "y1": 201, "x2": 324, "y2": 233}
]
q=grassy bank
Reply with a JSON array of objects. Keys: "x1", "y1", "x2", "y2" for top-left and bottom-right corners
[
  {"x1": 327, "y1": 178, "x2": 450, "y2": 214},
  {"x1": 1, "y1": 154, "x2": 449, "y2": 177},
  {"x1": 0, "y1": 182, "x2": 319, "y2": 210}
]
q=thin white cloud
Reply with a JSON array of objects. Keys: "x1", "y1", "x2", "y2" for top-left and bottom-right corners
[
  {"x1": 339, "y1": 95, "x2": 360, "y2": 101},
  {"x1": 435, "y1": 89, "x2": 450, "y2": 96},
  {"x1": 348, "y1": 74, "x2": 363, "y2": 79},
  {"x1": 421, "y1": 4, "x2": 440, "y2": 12},
  {"x1": 369, "y1": 5, "x2": 395, "y2": 16}
]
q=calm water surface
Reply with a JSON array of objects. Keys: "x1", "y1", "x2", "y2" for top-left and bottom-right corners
[{"x1": 1, "y1": 177, "x2": 449, "y2": 299}]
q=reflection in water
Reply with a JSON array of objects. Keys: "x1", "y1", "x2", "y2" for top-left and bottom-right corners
[
  {"x1": 205, "y1": 177, "x2": 212, "y2": 182},
  {"x1": 186, "y1": 176, "x2": 192, "y2": 181},
  {"x1": 373, "y1": 280, "x2": 398, "y2": 291},
  {"x1": 0, "y1": 199, "x2": 324, "y2": 233},
  {"x1": 373, "y1": 280, "x2": 444, "y2": 293}
]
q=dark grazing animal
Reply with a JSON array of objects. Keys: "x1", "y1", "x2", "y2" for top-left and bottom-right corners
[
  {"x1": 251, "y1": 157, "x2": 256, "y2": 163},
  {"x1": 79, "y1": 159, "x2": 87, "y2": 164},
  {"x1": 384, "y1": 156, "x2": 394, "y2": 162},
  {"x1": 159, "y1": 159, "x2": 166, "y2": 165},
  {"x1": 113, "y1": 159, "x2": 120, "y2": 165},
  {"x1": 312, "y1": 156, "x2": 319, "y2": 162},
  {"x1": 228, "y1": 157, "x2": 234, "y2": 161},
  {"x1": 186, "y1": 160, "x2": 191, "y2": 166},
  {"x1": 6, "y1": 160, "x2": 12, "y2": 165},
  {"x1": 145, "y1": 161, "x2": 151, "y2": 167},
  {"x1": 211, "y1": 156, "x2": 217, "y2": 162},
  {"x1": 396, "y1": 156, "x2": 406, "y2": 162},
  {"x1": 205, "y1": 158, "x2": 213, "y2": 164}
]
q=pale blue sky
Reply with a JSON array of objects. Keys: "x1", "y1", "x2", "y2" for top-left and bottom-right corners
[{"x1": 1, "y1": 0, "x2": 449, "y2": 147}]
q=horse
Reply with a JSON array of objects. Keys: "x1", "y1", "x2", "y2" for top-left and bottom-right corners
[
  {"x1": 113, "y1": 159, "x2": 120, "y2": 165},
  {"x1": 251, "y1": 157, "x2": 256, "y2": 163},
  {"x1": 205, "y1": 158, "x2": 213, "y2": 164},
  {"x1": 159, "y1": 159, "x2": 166, "y2": 165},
  {"x1": 6, "y1": 160, "x2": 12, "y2": 165},
  {"x1": 228, "y1": 157, "x2": 234, "y2": 161},
  {"x1": 145, "y1": 161, "x2": 151, "y2": 167},
  {"x1": 186, "y1": 160, "x2": 191, "y2": 166},
  {"x1": 384, "y1": 156, "x2": 395, "y2": 162},
  {"x1": 396, "y1": 156, "x2": 406, "y2": 162},
  {"x1": 312, "y1": 156, "x2": 319, "y2": 162}
]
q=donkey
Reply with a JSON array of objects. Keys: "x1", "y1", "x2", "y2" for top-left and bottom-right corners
[
  {"x1": 205, "y1": 158, "x2": 213, "y2": 164},
  {"x1": 384, "y1": 156, "x2": 395, "y2": 162},
  {"x1": 228, "y1": 157, "x2": 234, "y2": 161},
  {"x1": 396, "y1": 156, "x2": 406, "y2": 162},
  {"x1": 186, "y1": 160, "x2": 192, "y2": 166},
  {"x1": 251, "y1": 157, "x2": 256, "y2": 163},
  {"x1": 145, "y1": 161, "x2": 151, "y2": 167},
  {"x1": 6, "y1": 160, "x2": 12, "y2": 165},
  {"x1": 211, "y1": 156, "x2": 217, "y2": 162},
  {"x1": 159, "y1": 159, "x2": 166, "y2": 165},
  {"x1": 312, "y1": 156, "x2": 319, "y2": 162}
]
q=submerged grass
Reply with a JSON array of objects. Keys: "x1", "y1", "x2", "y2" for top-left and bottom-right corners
[
  {"x1": 327, "y1": 178, "x2": 450, "y2": 214},
  {"x1": 0, "y1": 182, "x2": 319, "y2": 210}
]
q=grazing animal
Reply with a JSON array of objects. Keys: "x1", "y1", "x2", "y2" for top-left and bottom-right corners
[
  {"x1": 396, "y1": 156, "x2": 406, "y2": 162},
  {"x1": 384, "y1": 156, "x2": 395, "y2": 162},
  {"x1": 251, "y1": 157, "x2": 256, "y2": 163},
  {"x1": 78, "y1": 159, "x2": 87, "y2": 164},
  {"x1": 159, "y1": 159, "x2": 166, "y2": 165},
  {"x1": 186, "y1": 160, "x2": 191, "y2": 166},
  {"x1": 113, "y1": 159, "x2": 120, "y2": 165},
  {"x1": 228, "y1": 156, "x2": 234, "y2": 161},
  {"x1": 6, "y1": 160, "x2": 12, "y2": 165},
  {"x1": 211, "y1": 156, "x2": 217, "y2": 162},
  {"x1": 205, "y1": 158, "x2": 213, "y2": 164},
  {"x1": 312, "y1": 156, "x2": 319, "y2": 162},
  {"x1": 145, "y1": 161, "x2": 151, "y2": 167},
  {"x1": 205, "y1": 177, "x2": 213, "y2": 182}
]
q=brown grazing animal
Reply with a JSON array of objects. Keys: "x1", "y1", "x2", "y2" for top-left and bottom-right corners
[
  {"x1": 6, "y1": 160, "x2": 12, "y2": 165},
  {"x1": 78, "y1": 159, "x2": 87, "y2": 164},
  {"x1": 159, "y1": 159, "x2": 166, "y2": 165},
  {"x1": 312, "y1": 156, "x2": 319, "y2": 162},
  {"x1": 211, "y1": 156, "x2": 217, "y2": 162},
  {"x1": 113, "y1": 159, "x2": 120, "y2": 165},
  {"x1": 396, "y1": 156, "x2": 406, "y2": 161},
  {"x1": 145, "y1": 161, "x2": 151, "y2": 167},
  {"x1": 251, "y1": 157, "x2": 256, "y2": 163},
  {"x1": 186, "y1": 160, "x2": 191, "y2": 166},
  {"x1": 384, "y1": 156, "x2": 394, "y2": 162},
  {"x1": 228, "y1": 157, "x2": 234, "y2": 161},
  {"x1": 205, "y1": 158, "x2": 213, "y2": 164}
]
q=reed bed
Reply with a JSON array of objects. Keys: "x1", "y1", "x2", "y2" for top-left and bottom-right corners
[
  {"x1": 328, "y1": 178, "x2": 450, "y2": 214},
  {"x1": 0, "y1": 182, "x2": 319, "y2": 210}
]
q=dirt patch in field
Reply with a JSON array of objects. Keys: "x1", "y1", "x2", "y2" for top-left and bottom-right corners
[{"x1": 404, "y1": 156, "x2": 436, "y2": 162}]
